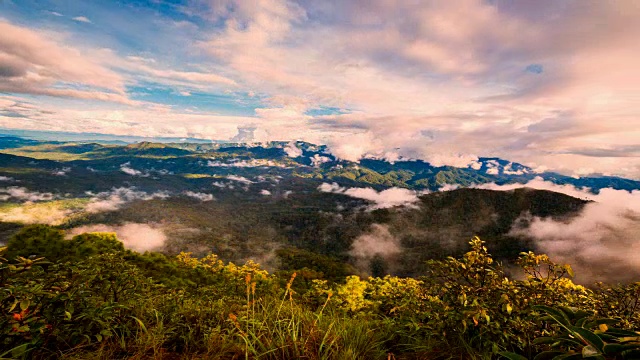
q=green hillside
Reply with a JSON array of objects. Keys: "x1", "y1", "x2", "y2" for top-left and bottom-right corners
[{"x1": 2, "y1": 231, "x2": 639, "y2": 359}]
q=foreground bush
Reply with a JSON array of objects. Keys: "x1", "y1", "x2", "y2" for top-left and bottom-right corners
[{"x1": 1, "y1": 228, "x2": 639, "y2": 359}]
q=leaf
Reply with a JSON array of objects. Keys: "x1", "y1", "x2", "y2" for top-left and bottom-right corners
[
  {"x1": 131, "y1": 316, "x2": 147, "y2": 333},
  {"x1": 19, "y1": 299, "x2": 29, "y2": 311},
  {"x1": 533, "y1": 337, "x2": 556, "y2": 345},
  {"x1": 0, "y1": 343, "x2": 29, "y2": 359},
  {"x1": 582, "y1": 345, "x2": 603, "y2": 358},
  {"x1": 65, "y1": 311, "x2": 72, "y2": 320},
  {"x1": 565, "y1": 265, "x2": 575, "y2": 278},
  {"x1": 621, "y1": 350, "x2": 640, "y2": 359},
  {"x1": 552, "y1": 354, "x2": 586, "y2": 359},
  {"x1": 533, "y1": 351, "x2": 564, "y2": 360},
  {"x1": 576, "y1": 317, "x2": 588, "y2": 328},
  {"x1": 603, "y1": 344, "x2": 625, "y2": 354},
  {"x1": 586, "y1": 318, "x2": 619, "y2": 329},
  {"x1": 603, "y1": 344, "x2": 640, "y2": 355},
  {"x1": 534, "y1": 305, "x2": 571, "y2": 328},
  {"x1": 620, "y1": 336, "x2": 640, "y2": 343},
  {"x1": 605, "y1": 328, "x2": 640, "y2": 337},
  {"x1": 571, "y1": 326, "x2": 605, "y2": 353},
  {"x1": 506, "y1": 303, "x2": 513, "y2": 315},
  {"x1": 499, "y1": 352, "x2": 528, "y2": 360}
]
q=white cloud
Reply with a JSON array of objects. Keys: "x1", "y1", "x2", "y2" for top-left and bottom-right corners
[
  {"x1": 310, "y1": 154, "x2": 331, "y2": 167},
  {"x1": 349, "y1": 223, "x2": 402, "y2": 274},
  {"x1": 72, "y1": 16, "x2": 92, "y2": 23},
  {"x1": 318, "y1": 182, "x2": 423, "y2": 209},
  {"x1": 85, "y1": 187, "x2": 169, "y2": 213},
  {"x1": 478, "y1": 178, "x2": 640, "y2": 282},
  {"x1": 473, "y1": 177, "x2": 593, "y2": 200},
  {"x1": 53, "y1": 167, "x2": 71, "y2": 176},
  {"x1": 2, "y1": 2, "x2": 640, "y2": 178},
  {"x1": 68, "y1": 223, "x2": 166, "y2": 252},
  {"x1": 120, "y1": 163, "x2": 147, "y2": 176},
  {"x1": 226, "y1": 175, "x2": 253, "y2": 184},
  {"x1": 0, "y1": 187, "x2": 54, "y2": 202},
  {"x1": 208, "y1": 159, "x2": 287, "y2": 168},
  {"x1": 283, "y1": 141, "x2": 303, "y2": 158},
  {"x1": 439, "y1": 184, "x2": 460, "y2": 192},
  {"x1": 184, "y1": 191, "x2": 215, "y2": 201},
  {"x1": 0, "y1": 20, "x2": 131, "y2": 104},
  {"x1": 350, "y1": 224, "x2": 401, "y2": 259},
  {"x1": 468, "y1": 161, "x2": 482, "y2": 171}
]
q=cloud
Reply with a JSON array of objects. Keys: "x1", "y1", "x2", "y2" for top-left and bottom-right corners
[
  {"x1": 226, "y1": 175, "x2": 253, "y2": 184},
  {"x1": 0, "y1": 187, "x2": 54, "y2": 202},
  {"x1": 326, "y1": 133, "x2": 379, "y2": 162},
  {"x1": 318, "y1": 182, "x2": 423, "y2": 209},
  {"x1": 68, "y1": 223, "x2": 166, "y2": 252},
  {"x1": 0, "y1": 20, "x2": 130, "y2": 103},
  {"x1": 479, "y1": 178, "x2": 640, "y2": 283},
  {"x1": 184, "y1": 191, "x2": 215, "y2": 201},
  {"x1": 120, "y1": 163, "x2": 147, "y2": 176},
  {"x1": 283, "y1": 141, "x2": 303, "y2": 158},
  {"x1": 121, "y1": 55, "x2": 237, "y2": 88},
  {"x1": 350, "y1": 224, "x2": 401, "y2": 259},
  {"x1": 350, "y1": 224, "x2": 402, "y2": 275},
  {"x1": 53, "y1": 167, "x2": 71, "y2": 176},
  {"x1": 85, "y1": 187, "x2": 169, "y2": 213},
  {"x1": 2, "y1": 2, "x2": 640, "y2": 178},
  {"x1": 72, "y1": 16, "x2": 92, "y2": 23},
  {"x1": 473, "y1": 177, "x2": 593, "y2": 199},
  {"x1": 310, "y1": 154, "x2": 332, "y2": 167},
  {"x1": 439, "y1": 184, "x2": 460, "y2": 192},
  {"x1": 196, "y1": 0, "x2": 640, "y2": 178},
  {"x1": 208, "y1": 159, "x2": 287, "y2": 168}
]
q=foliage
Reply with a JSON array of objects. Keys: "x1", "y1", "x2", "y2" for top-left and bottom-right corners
[
  {"x1": 0, "y1": 232, "x2": 639, "y2": 359},
  {"x1": 501, "y1": 306, "x2": 640, "y2": 359},
  {"x1": 6, "y1": 225, "x2": 124, "y2": 262}
]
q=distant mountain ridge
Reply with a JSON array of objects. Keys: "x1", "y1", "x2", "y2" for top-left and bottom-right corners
[{"x1": 1, "y1": 135, "x2": 639, "y2": 193}]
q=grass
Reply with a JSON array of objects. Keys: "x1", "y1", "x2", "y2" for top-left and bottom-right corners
[{"x1": 0, "y1": 146, "x2": 90, "y2": 161}]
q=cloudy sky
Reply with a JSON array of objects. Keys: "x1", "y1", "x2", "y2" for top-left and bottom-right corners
[{"x1": 1, "y1": 0, "x2": 638, "y2": 178}]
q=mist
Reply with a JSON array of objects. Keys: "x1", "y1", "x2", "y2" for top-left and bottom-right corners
[
  {"x1": 0, "y1": 187, "x2": 55, "y2": 202},
  {"x1": 68, "y1": 223, "x2": 167, "y2": 253},
  {"x1": 85, "y1": 187, "x2": 169, "y2": 213},
  {"x1": 318, "y1": 182, "x2": 424, "y2": 209},
  {"x1": 350, "y1": 224, "x2": 402, "y2": 275},
  {"x1": 184, "y1": 191, "x2": 215, "y2": 202},
  {"x1": 481, "y1": 178, "x2": 640, "y2": 283}
]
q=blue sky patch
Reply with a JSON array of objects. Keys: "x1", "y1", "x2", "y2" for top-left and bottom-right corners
[{"x1": 525, "y1": 64, "x2": 544, "y2": 74}]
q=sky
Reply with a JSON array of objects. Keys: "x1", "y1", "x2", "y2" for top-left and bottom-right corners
[{"x1": 0, "y1": 0, "x2": 639, "y2": 178}]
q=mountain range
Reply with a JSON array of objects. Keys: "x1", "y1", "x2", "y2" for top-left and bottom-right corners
[
  {"x1": 1, "y1": 134, "x2": 638, "y2": 194},
  {"x1": 0, "y1": 133, "x2": 637, "y2": 282}
]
